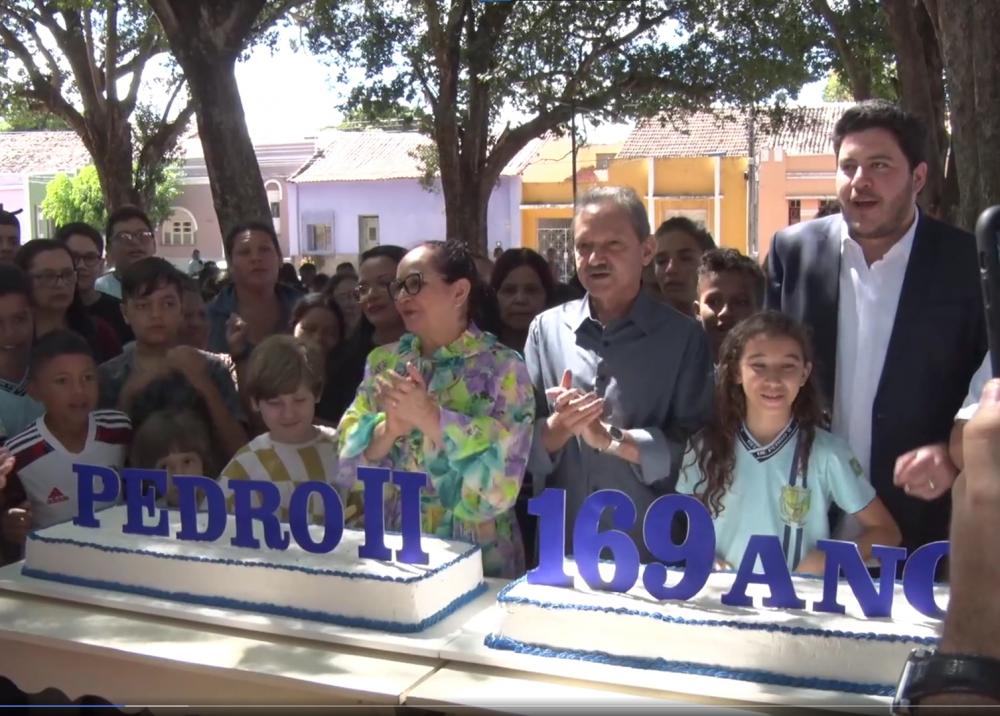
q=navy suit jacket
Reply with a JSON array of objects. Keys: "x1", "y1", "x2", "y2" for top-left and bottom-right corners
[{"x1": 764, "y1": 212, "x2": 986, "y2": 552}]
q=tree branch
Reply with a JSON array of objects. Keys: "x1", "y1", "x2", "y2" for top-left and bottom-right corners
[
  {"x1": 105, "y1": 1, "x2": 119, "y2": 103},
  {"x1": 561, "y1": 10, "x2": 671, "y2": 103},
  {"x1": 810, "y1": 0, "x2": 871, "y2": 100}
]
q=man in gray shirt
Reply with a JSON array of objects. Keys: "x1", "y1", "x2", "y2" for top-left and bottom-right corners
[{"x1": 525, "y1": 186, "x2": 714, "y2": 559}]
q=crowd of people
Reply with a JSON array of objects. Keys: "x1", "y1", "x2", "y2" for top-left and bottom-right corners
[{"x1": 0, "y1": 100, "x2": 992, "y2": 600}]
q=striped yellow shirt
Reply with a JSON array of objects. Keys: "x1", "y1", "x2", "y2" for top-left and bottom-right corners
[{"x1": 221, "y1": 425, "x2": 347, "y2": 524}]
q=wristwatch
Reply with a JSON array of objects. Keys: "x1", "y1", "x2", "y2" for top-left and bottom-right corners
[
  {"x1": 892, "y1": 648, "x2": 1000, "y2": 713},
  {"x1": 600, "y1": 425, "x2": 625, "y2": 454}
]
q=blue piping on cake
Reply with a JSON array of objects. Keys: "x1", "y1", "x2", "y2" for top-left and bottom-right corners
[
  {"x1": 22, "y1": 566, "x2": 488, "y2": 634},
  {"x1": 483, "y1": 633, "x2": 894, "y2": 697},
  {"x1": 26, "y1": 532, "x2": 480, "y2": 584},
  {"x1": 495, "y1": 578, "x2": 938, "y2": 645}
]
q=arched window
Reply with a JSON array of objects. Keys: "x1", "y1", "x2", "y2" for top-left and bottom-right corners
[
  {"x1": 161, "y1": 207, "x2": 197, "y2": 246},
  {"x1": 265, "y1": 180, "x2": 282, "y2": 220}
]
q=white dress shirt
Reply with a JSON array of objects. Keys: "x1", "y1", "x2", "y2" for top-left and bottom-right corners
[
  {"x1": 955, "y1": 352, "x2": 992, "y2": 421},
  {"x1": 832, "y1": 210, "x2": 918, "y2": 537}
]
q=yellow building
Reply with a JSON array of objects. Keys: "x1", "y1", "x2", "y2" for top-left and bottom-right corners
[{"x1": 519, "y1": 105, "x2": 845, "y2": 263}]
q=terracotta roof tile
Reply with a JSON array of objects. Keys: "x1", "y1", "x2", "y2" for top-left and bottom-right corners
[
  {"x1": 617, "y1": 104, "x2": 851, "y2": 159},
  {"x1": 0, "y1": 131, "x2": 91, "y2": 174}
]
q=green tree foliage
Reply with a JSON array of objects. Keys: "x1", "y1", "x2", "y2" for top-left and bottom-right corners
[
  {"x1": 41, "y1": 163, "x2": 182, "y2": 230},
  {"x1": 810, "y1": 0, "x2": 898, "y2": 101},
  {"x1": 306, "y1": 0, "x2": 829, "y2": 250},
  {"x1": 0, "y1": 0, "x2": 193, "y2": 211},
  {"x1": 0, "y1": 94, "x2": 68, "y2": 131}
]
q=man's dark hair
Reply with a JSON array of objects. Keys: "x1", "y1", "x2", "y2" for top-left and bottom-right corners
[
  {"x1": 55, "y1": 221, "x2": 105, "y2": 256},
  {"x1": 0, "y1": 207, "x2": 21, "y2": 234},
  {"x1": 655, "y1": 217, "x2": 716, "y2": 253},
  {"x1": 0, "y1": 263, "x2": 31, "y2": 301},
  {"x1": 105, "y1": 205, "x2": 153, "y2": 244},
  {"x1": 832, "y1": 100, "x2": 926, "y2": 170},
  {"x1": 697, "y1": 248, "x2": 766, "y2": 309},
  {"x1": 29, "y1": 329, "x2": 95, "y2": 379},
  {"x1": 120, "y1": 256, "x2": 185, "y2": 302},
  {"x1": 335, "y1": 261, "x2": 357, "y2": 276},
  {"x1": 223, "y1": 221, "x2": 281, "y2": 261}
]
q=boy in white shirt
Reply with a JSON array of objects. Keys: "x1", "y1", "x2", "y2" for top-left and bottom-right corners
[{"x1": 1, "y1": 331, "x2": 130, "y2": 544}]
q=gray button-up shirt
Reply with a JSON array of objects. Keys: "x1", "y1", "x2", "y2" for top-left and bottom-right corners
[{"x1": 524, "y1": 291, "x2": 714, "y2": 559}]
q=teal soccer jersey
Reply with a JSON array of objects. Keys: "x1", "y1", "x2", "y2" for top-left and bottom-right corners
[{"x1": 676, "y1": 421, "x2": 876, "y2": 572}]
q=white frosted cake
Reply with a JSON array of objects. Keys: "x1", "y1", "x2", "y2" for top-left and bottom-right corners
[
  {"x1": 486, "y1": 561, "x2": 945, "y2": 696},
  {"x1": 23, "y1": 505, "x2": 486, "y2": 633}
]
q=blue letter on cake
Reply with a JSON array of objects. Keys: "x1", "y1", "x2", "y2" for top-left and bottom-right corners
[
  {"x1": 72, "y1": 463, "x2": 120, "y2": 528},
  {"x1": 357, "y1": 467, "x2": 392, "y2": 560},
  {"x1": 120, "y1": 469, "x2": 169, "y2": 537},
  {"x1": 812, "y1": 541, "x2": 907, "y2": 618},
  {"x1": 721, "y1": 535, "x2": 806, "y2": 609},
  {"x1": 175, "y1": 475, "x2": 226, "y2": 542},
  {"x1": 229, "y1": 480, "x2": 291, "y2": 550},
  {"x1": 288, "y1": 482, "x2": 343, "y2": 553},
  {"x1": 903, "y1": 541, "x2": 949, "y2": 619},
  {"x1": 392, "y1": 471, "x2": 429, "y2": 565}
]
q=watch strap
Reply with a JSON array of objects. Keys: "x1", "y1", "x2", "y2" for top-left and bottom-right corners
[{"x1": 894, "y1": 649, "x2": 1000, "y2": 714}]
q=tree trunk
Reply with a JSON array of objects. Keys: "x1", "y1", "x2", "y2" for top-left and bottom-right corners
[
  {"x1": 179, "y1": 54, "x2": 271, "y2": 241},
  {"x1": 928, "y1": 0, "x2": 992, "y2": 230},
  {"x1": 82, "y1": 111, "x2": 142, "y2": 212},
  {"x1": 881, "y1": 0, "x2": 948, "y2": 217}
]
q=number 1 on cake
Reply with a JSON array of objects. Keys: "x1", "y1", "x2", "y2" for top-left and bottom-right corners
[{"x1": 526, "y1": 488, "x2": 572, "y2": 586}]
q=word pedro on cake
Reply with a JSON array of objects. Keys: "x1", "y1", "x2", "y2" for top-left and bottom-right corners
[
  {"x1": 527, "y1": 488, "x2": 948, "y2": 620},
  {"x1": 72, "y1": 464, "x2": 433, "y2": 564}
]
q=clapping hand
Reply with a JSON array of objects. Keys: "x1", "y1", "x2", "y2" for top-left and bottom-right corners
[
  {"x1": 375, "y1": 363, "x2": 438, "y2": 437},
  {"x1": 544, "y1": 369, "x2": 606, "y2": 440},
  {"x1": 226, "y1": 313, "x2": 250, "y2": 359}
]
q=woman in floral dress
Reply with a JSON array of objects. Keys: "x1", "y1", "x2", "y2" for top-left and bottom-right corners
[{"x1": 337, "y1": 241, "x2": 536, "y2": 578}]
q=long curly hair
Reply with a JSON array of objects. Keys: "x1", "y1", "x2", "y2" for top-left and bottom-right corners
[{"x1": 691, "y1": 311, "x2": 826, "y2": 517}]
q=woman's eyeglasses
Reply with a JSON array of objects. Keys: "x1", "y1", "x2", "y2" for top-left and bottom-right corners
[
  {"x1": 388, "y1": 272, "x2": 426, "y2": 301},
  {"x1": 352, "y1": 279, "x2": 393, "y2": 302}
]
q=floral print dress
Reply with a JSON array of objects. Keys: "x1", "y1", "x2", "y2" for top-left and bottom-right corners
[{"x1": 337, "y1": 324, "x2": 535, "y2": 578}]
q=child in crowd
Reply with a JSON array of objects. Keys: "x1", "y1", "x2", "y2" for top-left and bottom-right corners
[
  {"x1": 694, "y1": 248, "x2": 766, "y2": 364},
  {"x1": 220, "y1": 335, "x2": 359, "y2": 525},
  {"x1": 129, "y1": 407, "x2": 222, "y2": 508},
  {"x1": 98, "y1": 257, "x2": 247, "y2": 461},
  {"x1": 653, "y1": 216, "x2": 716, "y2": 317},
  {"x1": 0, "y1": 265, "x2": 44, "y2": 440},
  {"x1": 290, "y1": 293, "x2": 346, "y2": 425},
  {"x1": 0, "y1": 207, "x2": 21, "y2": 264},
  {"x1": 1, "y1": 331, "x2": 130, "y2": 544},
  {"x1": 95, "y1": 206, "x2": 156, "y2": 300},
  {"x1": 676, "y1": 311, "x2": 901, "y2": 575},
  {"x1": 179, "y1": 275, "x2": 211, "y2": 350}
]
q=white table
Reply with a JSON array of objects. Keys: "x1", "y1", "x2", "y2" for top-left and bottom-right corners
[{"x1": 0, "y1": 590, "x2": 440, "y2": 710}]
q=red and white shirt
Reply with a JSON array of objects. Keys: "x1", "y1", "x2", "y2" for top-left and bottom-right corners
[{"x1": 3, "y1": 410, "x2": 131, "y2": 529}]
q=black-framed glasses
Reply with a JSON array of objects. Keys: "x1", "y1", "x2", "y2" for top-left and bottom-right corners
[
  {"x1": 31, "y1": 269, "x2": 77, "y2": 288},
  {"x1": 112, "y1": 230, "x2": 155, "y2": 247},
  {"x1": 388, "y1": 272, "x2": 426, "y2": 301},
  {"x1": 69, "y1": 250, "x2": 102, "y2": 268},
  {"x1": 352, "y1": 279, "x2": 393, "y2": 302}
]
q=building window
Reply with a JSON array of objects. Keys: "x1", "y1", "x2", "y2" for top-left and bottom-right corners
[
  {"x1": 595, "y1": 153, "x2": 616, "y2": 171},
  {"x1": 161, "y1": 207, "x2": 197, "y2": 246},
  {"x1": 662, "y1": 209, "x2": 709, "y2": 229},
  {"x1": 306, "y1": 223, "x2": 333, "y2": 253},
  {"x1": 788, "y1": 199, "x2": 802, "y2": 225},
  {"x1": 359, "y1": 215, "x2": 379, "y2": 252},
  {"x1": 265, "y1": 180, "x2": 282, "y2": 229},
  {"x1": 537, "y1": 218, "x2": 573, "y2": 284},
  {"x1": 34, "y1": 206, "x2": 55, "y2": 238}
]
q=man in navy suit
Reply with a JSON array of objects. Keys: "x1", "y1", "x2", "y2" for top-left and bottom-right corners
[{"x1": 764, "y1": 100, "x2": 986, "y2": 555}]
